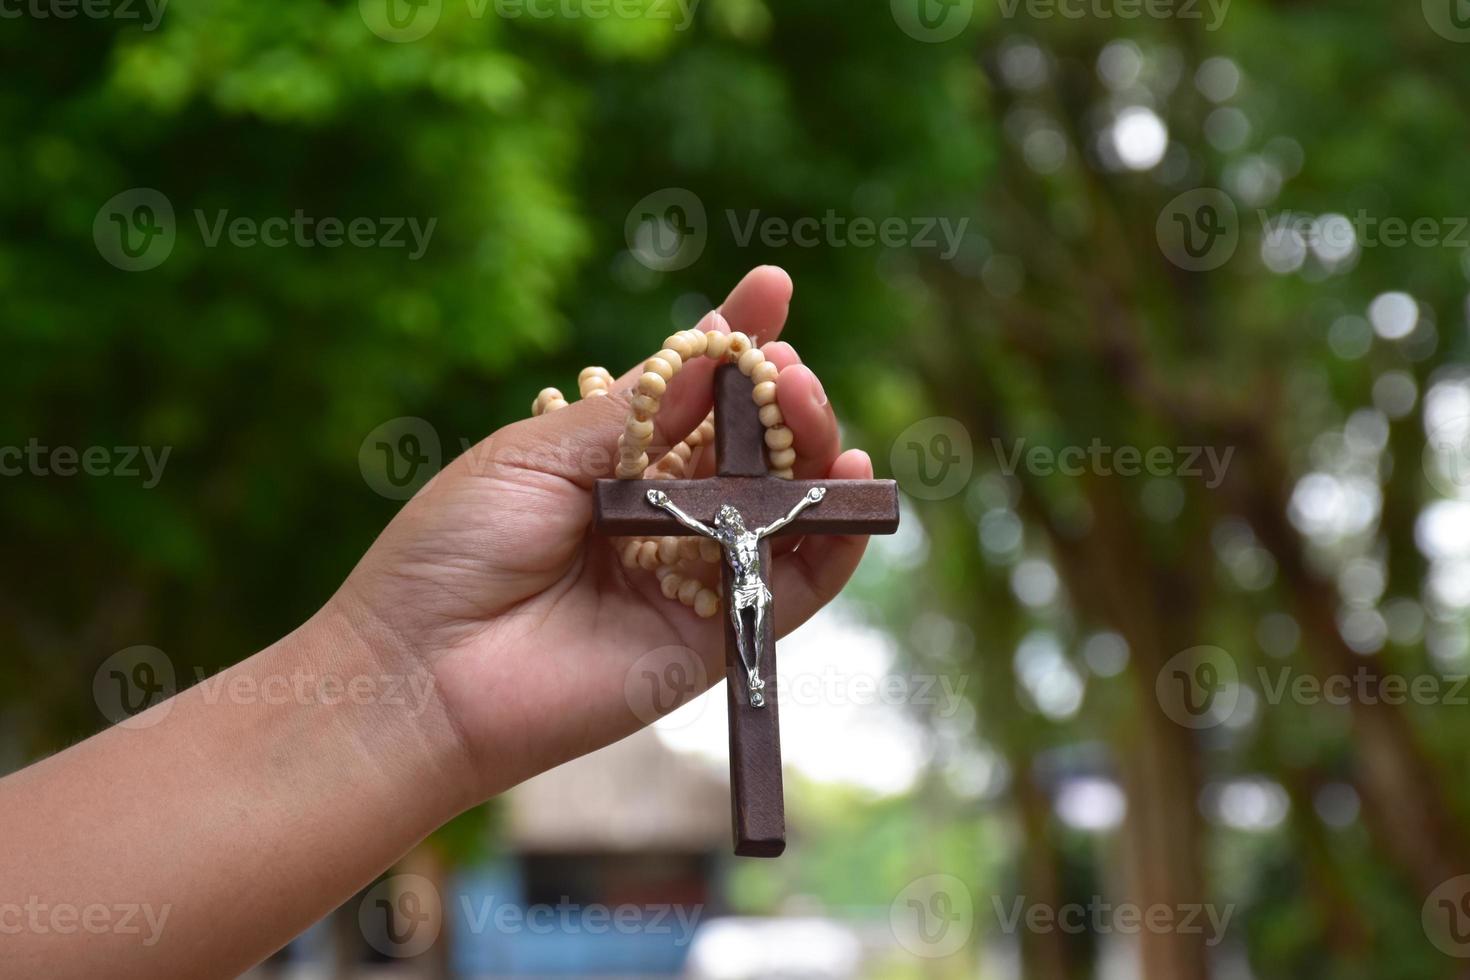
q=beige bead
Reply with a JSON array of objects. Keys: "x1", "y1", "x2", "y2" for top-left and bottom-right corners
[
  {"x1": 752, "y1": 381, "x2": 778, "y2": 406},
  {"x1": 679, "y1": 537, "x2": 702, "y2": 560},
  {"x1": 616, "y1": 456, "x2": 648, "y2": 478},
  {"x1": 665, "y1": 335, "x2": 694, "y2": 361},
  {"x1": 677, "y1": 578, "x2": 701, "y2": 606},
  {"x1": 684, "y1": 426, "x2": 704, "y2": 448},
  {"x1": 579, "y1": 376, "x2": 609, "y2": 398},
  {"x1": 765, "y1": 426, "x2": 794, "y2": 451},
  {"x1": 578, "y1": 366, "x2": 606, "y2": 384},
  {"x1": 658, "y1": 536, "x2": 681, "y2": 564},
  {"x1": 727, "y1": 332, "x2": 751, "y2": 357},
  {"x1": 638, "y1": 541, "x2": 660, "y2": 570},
  {"x1": 699, "y1": 539, "x2": 722, "y2": 563},
  {"x1": 631, "y1": 394, "x2": 660, "y2": 418},
  {"x1": 654, "y1": 348, "x2": 683, "y2": 374},
  {"x1": 694, "y1": 589, "x2": 720, "y2": 619},
  {"x1": 659, "y1": 453, "x2": 686, "y2": 478},
  {"x1": 537, "y1": 386, "x2": 562, "y2": 405},
  {"x1": 758, "y1": 403, "x2": 783, "y2": 427},
  {"x1": 704, "y1": 330, "x2": 729, "y2": 360},
  {"x1": 769, "y1": 447, "x2": 797, "y2": 469},
  {"x1": 696, "y1": 419, "x2": 716, "y2": 443},
  {"x1": 738, "y1": 347, "x2": 765, "y2": 376},
  {"x1": 627, "y1": 417, "x2": 655, "y2": 441},
  {"x1": 543, "y1": 397, "x2": 568, "y2": 413},
  {"x1": 621, "y1": 540, "x2": 643, "y2": 568},
  {"x1": 672, "y1": 441, "x2": 694, "y2": 462},
  {"x1": 751, "y1": 361, "x2": 779, "y2": 385},
  {"x1": 684, "y1": 330, "x2": 708, "y2": 357},
  {"x1": 771, "y1": 467, "x2": 794, "y2": 480},
  {"x1": 637, "y1": 371, "x2": 667, "y2": 398},
  {"x1": 645, "y1": 356, "x2": 675, "y2": 381},
  {"x1": 661, "y1": 572, "x2": 684, "y2": 600},
  {"x1": 586, "y1": 388, "x2": 608, "y2": 397}
]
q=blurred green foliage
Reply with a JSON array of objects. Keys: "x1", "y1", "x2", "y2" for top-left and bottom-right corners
[{"x1": 7, "y1": 0, "x2": 1470, "y2": 977}]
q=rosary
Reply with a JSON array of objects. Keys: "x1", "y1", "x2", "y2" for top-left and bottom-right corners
[{"x1": 531, "y1": 322, "x2": 900, "y2": 856}]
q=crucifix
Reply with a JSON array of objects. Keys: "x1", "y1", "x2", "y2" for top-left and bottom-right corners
[{"x1": 593, "y1": 364, "x2": 900, "y2": 857}]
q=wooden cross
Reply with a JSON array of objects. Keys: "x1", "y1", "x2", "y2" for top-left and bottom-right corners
[{"x1": 593, "y1": 364, "x2": 900, "y2": 857}]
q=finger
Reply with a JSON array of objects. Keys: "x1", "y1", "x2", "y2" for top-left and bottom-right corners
[
  {"x1": 773, "y1": 364, "x2": 839, "y2": 480},
  {"x1": 771, "y1": 448, "x2": 874, "y2": 635},
  {"x1": 718, "y1": 265, "x2": 793, "y2": 346}
]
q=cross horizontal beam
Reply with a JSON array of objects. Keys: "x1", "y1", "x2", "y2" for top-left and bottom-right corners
[{"x1": 593, "y1": 478, "x2": 900, "y2": 537}]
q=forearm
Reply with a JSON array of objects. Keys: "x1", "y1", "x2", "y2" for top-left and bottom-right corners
[{"x1": 0, "y1": 598, "x2": 475, "y2": 979}]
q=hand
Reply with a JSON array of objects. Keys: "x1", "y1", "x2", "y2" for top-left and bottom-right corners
[{"x1": 334, "y1": 267, "x2": 875, "y2": 801}]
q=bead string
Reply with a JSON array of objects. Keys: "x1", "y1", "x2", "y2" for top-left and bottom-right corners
[{"x1": 530, "y1": 324, "x2": 795, "y2": 618}]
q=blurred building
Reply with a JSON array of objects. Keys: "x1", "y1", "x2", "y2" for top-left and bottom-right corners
[{"x1": 450, "y1": 728, "x2": 729, "y2": 976}]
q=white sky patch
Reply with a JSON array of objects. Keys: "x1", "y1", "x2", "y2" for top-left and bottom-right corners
[{"x1": 655, "y1": 601, "x2": 931, "y2": 797}]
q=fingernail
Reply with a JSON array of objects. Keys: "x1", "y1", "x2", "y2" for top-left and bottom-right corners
[{"x1": 811, "y1": 372, "x2": 828, "y2": 407}]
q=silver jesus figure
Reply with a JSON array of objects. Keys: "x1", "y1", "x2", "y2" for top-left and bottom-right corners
[{"x1": 646, "y1": 486, "x2": 827, "y2": 708}]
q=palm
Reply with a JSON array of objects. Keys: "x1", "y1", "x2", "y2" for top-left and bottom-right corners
[{"x1": 335, "y1": 268, "x2": 875, "y2": 798}]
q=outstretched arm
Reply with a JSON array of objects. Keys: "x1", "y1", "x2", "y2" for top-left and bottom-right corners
[
  {"x1": 646, "y1": 489, "x2": 716, "y2": 538},
  {"x1": 757, "y1": 486, "x2": 827, "y2": 537}
]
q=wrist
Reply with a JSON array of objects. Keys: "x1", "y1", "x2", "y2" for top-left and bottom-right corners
[{"x1": 299, "y1": 590, "x2": 482, "y2": 821}]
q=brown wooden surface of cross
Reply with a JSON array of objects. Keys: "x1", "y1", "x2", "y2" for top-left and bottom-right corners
[{"x1": 593, "y1": 364, "x2": 900, "y2": 857}]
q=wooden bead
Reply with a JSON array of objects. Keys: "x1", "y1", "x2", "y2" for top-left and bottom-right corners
[
  {"x1": 543, "y1": 397, "x2": 568, "y2": 413},
  {"x1": 616, "y1": 455, "x2": 648, "y2": 478},
  {"x1": 704, "y1": 331, "x2": 729, "y2": 360},
  {"x1": 672, "y1": 441, "x2": 693, "y2": 462},
  {"x1": 665, "y1": 334, "x2": 694, "y2": 361},
  {"x1": 658, "y1": 536, "x2": 681, "y2": 564},
  {"x1": 727, "y1": 332, "x2": 751, "y2": 357},
  {"x1": 765, "y1": 426, "x2": 794, "y2": 451},
  {"x1": 751, "y1": 361, "x2": 779, "y2": 385},
  {"x1": 627, "y1": 417, "x2": 655, "y2": 441},
  {"x1": 677, "y1": 578, "x2": 701, "y2": 606},
  {"x1": 685, "y1": 330, "x2": 708, "y2": 357},
  {"x1": 578, "y1": 367, "x2": 606, "y2": 384},
  {"x1": 579, "y1": 377, "x2": 609, "y2": 399},
  {"x1": 638, "y1": 541, "x2": 661, "y2": 570},
  {"x1": 694, "y1": 589, "x2": 720, "y2": 619},
  {"x1": 769, "y1": 447, "x2": 797, "y2": 469},
  {"x1": 637, "y1": 371, "x2": 667, "y2": 398},
  {"x1": 679, "y1": 537, "x2": 702, "y2": 560},
  {"x1": 621, "y1": 540, "x2": 643, "y2": 568},
  {"x1": 752, "y1": 381, "x2": 778, "y2": 406},
  {"x1": 645, "y1": 356, "x2": 675, "y2": 381},
  {"x1": 661, "y1": 572, "x2": 684, "y2": 600},
  {"x1": 654, "y1": 348, "x2": 684, "y2": 373},
  {"x1": 631, "y1": 394, "x2": 660, "y2": 418},
  {"x1": 699, "y1": 539, "x2": 722, "y2": 563},
  {"x1": 684, "y1": 426, "x2": 704, "y2": 448},
  {"x1": 738, "y1": 347, "x2": 765, "y2": 376},
  {"x1": 659, "y1": 453, "x2": 686, "y2": 478},
  {"x1": 771, "y1": 468, "x2": 794, "y2": 480},
  {"x1": 758, "y1": 403, "x2": 783, "y2": 427},
  {"x1": 537, "y1": 386, "x2": 562, "y2": 405},
  {"x1": 696, "y1": 419, "x2": 716, "y2": 444}
]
